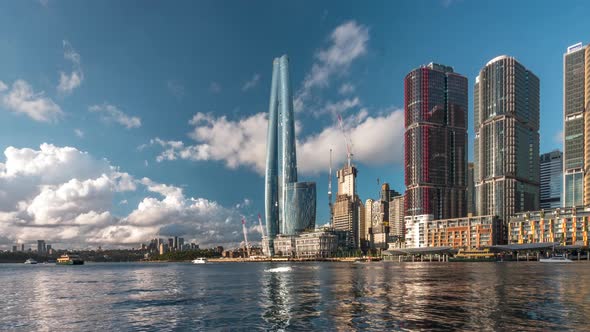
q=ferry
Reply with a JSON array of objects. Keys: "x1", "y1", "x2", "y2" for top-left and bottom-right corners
[
  {"x1": 24, "y1": 258, "x2": 38, "y2": 264},
  {"x1": 56, "y1": 254, "x2": 84, "y2": 265},
  {"x1": 192, "y1": 258, "x2": 207, "y2": 264},
  {"x1": 449, "y1": 248, "x2": 497, "y2": 262},
  {"x1": 540, "y1": 254, "x2": 573, "y2": 263}
]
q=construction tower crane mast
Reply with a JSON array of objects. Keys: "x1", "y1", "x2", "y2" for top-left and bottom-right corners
[
  {"x1": 337, "y1": 114, "x2": 353, "y2": 167},
  {"x1": 328, "y1": 149, "x2": 333, "y2": 223},
  {"x1": 241, "y1": 218, "x2": 250, "y2": 257}
]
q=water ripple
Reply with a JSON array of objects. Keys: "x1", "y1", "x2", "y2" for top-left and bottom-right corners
[{"x1": 1, "y1": 262, "x2": 590, "y2": 331}]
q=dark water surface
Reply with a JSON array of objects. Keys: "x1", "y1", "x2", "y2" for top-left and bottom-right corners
[{"x1": 1, "y1": 261, "x2": 589, "y2": 331}]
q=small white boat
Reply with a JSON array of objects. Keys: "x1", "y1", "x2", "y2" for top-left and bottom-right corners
[
  {"x1": 24, "y1": 258, "x2": 38, "y2": 264},
  {"x1": 192, "y1": 258, "x2": 207, "y2": 264},
  {"x1": 540, "y1": 254, "x2": 573, "y2": 263}
]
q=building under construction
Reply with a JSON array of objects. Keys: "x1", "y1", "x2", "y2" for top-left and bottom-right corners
[
  {"x1": 332, "y1": 164, "x2": 364, "y2": 249},
  {"x1": 404, "y1": 62, "x2": 468, "y2": 220},
  {"x1": 389, "y1": 194, "x2": 405, "y2": 240}
]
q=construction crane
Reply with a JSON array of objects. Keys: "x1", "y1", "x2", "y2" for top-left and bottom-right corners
[
  {"x1": 328, "y1": 149, "x2": 333, "y2": 225},
  {"x1": 242, "y1": 218, "x2": 251, "y2": 257},
  {"x1": 337, "y1": 113, "x2": 353, "y2": 167}
]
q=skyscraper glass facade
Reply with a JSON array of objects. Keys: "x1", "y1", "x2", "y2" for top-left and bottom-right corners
[
  {"x1": 563, "y1": 43, "x2": 585, "y2": 207},
  {"x1": 404, "y1": 63, "x2": 468, "y2": 220},
  {"x1": 283, "y1": 182, "x2": 316, "y2": 235},
  {"x1": 474, "y1": 56, "x2": 540, "y2": 222},
  {"x1": 264, "y1": 55, "x2": 316, "y2": 255},
  {"x1": 540, "y1": 151, "x2": 563, "y2": 209}
]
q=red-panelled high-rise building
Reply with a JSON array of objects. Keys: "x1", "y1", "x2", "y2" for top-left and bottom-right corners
[{"x1": 404, "y1": 63, "x2": 468, "y2": 220}]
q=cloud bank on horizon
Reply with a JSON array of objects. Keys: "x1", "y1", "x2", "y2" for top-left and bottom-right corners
[{"x1": 0, "y1": 143, "x2": 257, "y2": 249}]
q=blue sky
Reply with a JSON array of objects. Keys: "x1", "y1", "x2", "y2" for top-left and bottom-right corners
[{"x1": 0, "y1": 0, "x2": 588, "y2": 248}]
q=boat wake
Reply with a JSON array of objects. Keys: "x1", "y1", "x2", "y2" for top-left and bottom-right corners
[{"x1": 265, "y1": 266, "x2": 292, "y2": 273}]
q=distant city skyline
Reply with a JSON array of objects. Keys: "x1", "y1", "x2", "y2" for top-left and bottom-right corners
[{"x1": 0, "y1": 1, "x2": 588, "y2": 249}]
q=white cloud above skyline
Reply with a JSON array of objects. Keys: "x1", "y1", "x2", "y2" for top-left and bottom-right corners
[
  {"x1": 0, "y1": 79, "x2": 64, "y2": 123},
  {"x1": 0, "y1": 144, "x2": 255, "y2": 249},
  {"x1": 295, "y1": 20, "x2": 369, "y2": 113},
  {"x1": 57, "y1": 40, "x2": 84, "y2": 94},
  {"x1": 147, "y1": 106, "x2": 404, "y2": 176},
  {"x1": 89, "y1": 103, "x2": 141, "y2": 129}
]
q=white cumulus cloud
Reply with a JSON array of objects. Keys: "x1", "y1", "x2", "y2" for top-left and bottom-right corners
[
  {"x1": 0, "y1": 144, "x2": 255, "y2": 249},
  {"x1": 295, "y1": 21, "x2": 369, "y2": 113},
  {"x1": 1, "y1": 80, "x2": 63, "y2": 123},
  {"x1": 89, "y1": 103, "x2": 141, "y2": 129},
  {"x1": 151, "y1": 112, "x2": 268, "y2": 173},
  {"x1": 147, "y1": 107, "x2": 404, "y2": 176}
]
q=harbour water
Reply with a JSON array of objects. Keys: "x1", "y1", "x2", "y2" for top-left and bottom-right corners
[{"x1": 1, "y1": 261, "x2": 589, "y2": 331}]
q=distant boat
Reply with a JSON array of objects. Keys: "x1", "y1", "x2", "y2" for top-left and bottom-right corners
[
  {"x1": 449, "y1": 248, "x2": 497, "y2": 262},
  {"x1": 24, "y1": 258, "x2": 38, "y2": 264},
  {"x1": 540, "y1": 254, "x2": 573, "y2": 263},
  {"x1": 192, "y1": 258, "x2": 207, "y2": 264},
  {"x1": 56, "y1": 254, "x2": 84, "y2": 265}
]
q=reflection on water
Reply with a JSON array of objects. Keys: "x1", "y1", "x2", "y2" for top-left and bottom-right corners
[{"x1": 2, "y1": 262, "x2": 590, "y2": 331}]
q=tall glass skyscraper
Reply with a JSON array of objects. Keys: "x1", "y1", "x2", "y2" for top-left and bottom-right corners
[
  {"x1": 474, "y1": 56, "x2": 540, "y2": 223},
  {"x1": 563, "y1": 43, "x2": 586, "y2": 207},
  {"x1": 404, "y1": 63, "x2": 468, "y2": 220},
  {"x1": 540, "y1": 150, "x2": 563, "y2": 209},
  {"x1": 264, "y1": 55, "x2": 316, "y2": 256}
]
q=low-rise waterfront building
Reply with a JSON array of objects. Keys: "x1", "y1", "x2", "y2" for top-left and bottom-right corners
[
  {"x1": 295, "y1": 230, "x2": 337, "y2": 258},
  {"x1": 509, "y1": 207, "x2": 590, "y2": 245},
  {"x1": 273, "y1": 235, "x2": 296, "y2": 257},
  {"x1": 269, "y1": 229, "x2": 341, "y2": 258},
  {"x1": 405, "y1": 214, "x2": 502, "y2": 248},
  {"x1": 426, "y1": 215, "x2": 502, "y2": 248}
]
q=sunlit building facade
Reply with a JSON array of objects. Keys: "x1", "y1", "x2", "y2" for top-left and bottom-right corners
[
  {"x1": 389, "y1": 194, "x2": 405, "y2": 239},
  {"x1": 474, "y1": 55, "x2": 540, "y2": 222},
  {"x1": 295, "y1": 230, "x2": 338, "y2": 258},
  {"x1": 563, "y1": 43, "x2": 587, "y2": 207},
  {"x1": 509, "y1": 208, "x2": 590, "y2": 246},
  {"x1": 405, "y1": 214, "x2": 502, "y2": 248}
]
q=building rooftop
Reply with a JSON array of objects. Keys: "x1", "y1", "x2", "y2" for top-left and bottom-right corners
[
  {"x1": 485, "y1": 55, "x2": 511, "y2": 66},
  {"x1": 566, "y1": 42, "x2": 584, "y2": 54},
  {"x1": 426, "y1": 62, "x2": 454, "y2": 73}
]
